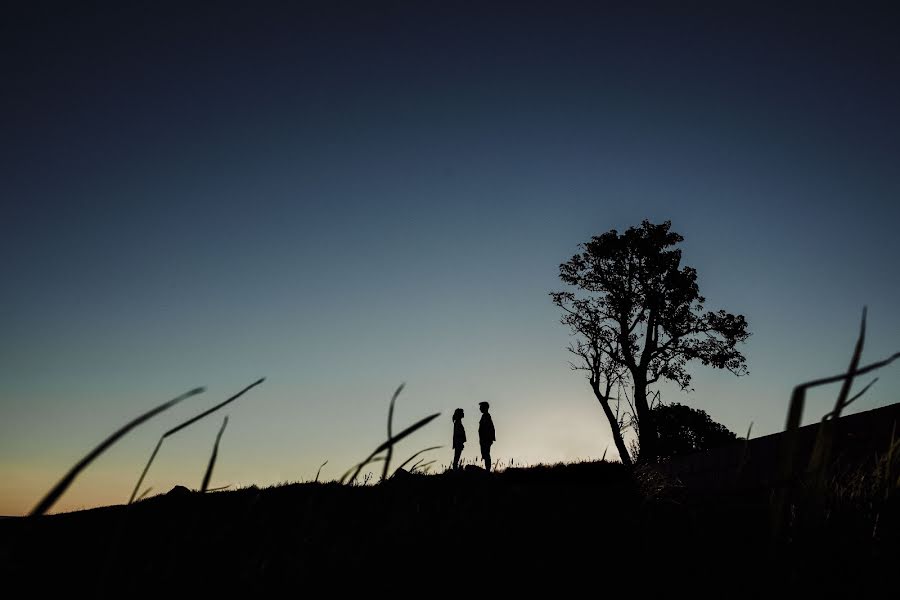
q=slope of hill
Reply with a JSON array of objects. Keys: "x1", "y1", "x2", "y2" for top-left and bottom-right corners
[{"x1": 2, "y1": 458, "x2": 897, "y2": 597}]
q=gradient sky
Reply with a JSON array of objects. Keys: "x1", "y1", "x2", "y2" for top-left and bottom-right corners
[{"x1": 2, "y1": 1, "x2": 899, "y2": 515}]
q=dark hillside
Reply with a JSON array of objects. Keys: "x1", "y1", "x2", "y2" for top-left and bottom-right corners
[{"x1": 2, "y1": 458, "x2": 896, "y2": 596}]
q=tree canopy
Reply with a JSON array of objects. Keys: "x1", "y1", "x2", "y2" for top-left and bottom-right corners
[{"x1": 551, "y1": 220, "x2": 750, "y2": 462}]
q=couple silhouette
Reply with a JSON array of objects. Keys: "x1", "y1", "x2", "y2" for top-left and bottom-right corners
[{"x1": 451, "y1": 401, "x2": 495, "y2": 472}]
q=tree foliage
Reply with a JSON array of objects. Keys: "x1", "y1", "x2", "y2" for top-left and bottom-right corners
[{"x1": 551, "y1": 220, "x2": 750, "y2": 461}]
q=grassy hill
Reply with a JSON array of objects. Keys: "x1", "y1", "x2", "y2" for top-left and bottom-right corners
[{"x1": 2, "y1": 458, "x2": 897, "y2": 596}]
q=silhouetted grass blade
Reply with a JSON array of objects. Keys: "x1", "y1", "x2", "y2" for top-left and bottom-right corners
[
  {"x1": 340, "y1": 456, "x2": 387, "y2": 485},
  {"x1": 779, "y1": 351, "x2": 899, "y2": 486},
  {"x1": 382, "y1": 383, "x2": 404, "y2": 482},
  {"x1": 340, "y1": 410, "x2": 440, "y2": 485},
  {"x1": 414, "y1": 460, "x2": 435, "y2": 473},
  {"x1": 128, "y1": 437, "x2": 164, "y2": 504},
  {"x1": 782, "y1": 350, "x2": 899, "y2": 442},
  {"x1": 370, "y1": 412, "x2": 441, "y2": 458},
  {"x1": 825, "y1": 378, "x2": 878, "y2": 420},
  {"x1": 832, "y1": 307, "x2": 867, "y2": 417},
  {"x1": 773, "y1": 324, "x2": 900, "y2": 543},
  {"x1": 734, "y1": 422, "x2": 753, "y2": 486},
  {"x1": 394, "y1": 446, "x2": 442, "y2": 475},
  {"x1": 807, "y1": 309, "x2": 867, "y2": 486},
  {"x1": 128, "y1": 378, "x2": 265, "y2": 504},
  {"x1": 167, "y1": 378, "x2": 264, "y2": 438},
  {"x1": 315, "y1": 460, "x2": 328, "y2": 483},
  {"x1": 786, "y1": 351, "x2": 900, "y2": 429},
  {"x1": 30, "y1": 387, "x2": 205, "y2": 517},
  {"x1": 201, "y1": 416, "x2": 229, "y2": 493}
]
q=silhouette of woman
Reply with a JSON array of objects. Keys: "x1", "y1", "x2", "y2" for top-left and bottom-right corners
[{"x1": 452, "y1": 408, "x2": 466, "y2": 470}]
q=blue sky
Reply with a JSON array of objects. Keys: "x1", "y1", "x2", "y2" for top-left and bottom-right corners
[{"x1": 2, "y1": 1, "x2": 899, "y2": 514}]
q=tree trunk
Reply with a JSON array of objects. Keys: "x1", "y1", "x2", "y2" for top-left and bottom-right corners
[
  {"x1": 633, "y1": 374, "x2": 658, "y2": 461},
  {"x1": 592, "y1": 384, "x2": 633, "y2": 467}
]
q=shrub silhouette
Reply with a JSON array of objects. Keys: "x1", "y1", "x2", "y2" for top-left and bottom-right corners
[{"x1": 652, "y1": 402, "x2": 737, "y2": 458}]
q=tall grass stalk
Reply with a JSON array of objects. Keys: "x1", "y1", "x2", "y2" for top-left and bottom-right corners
[
  {"x1": 201, "y1": 416, "x2": 229, "y2": 493},
  {"x1": 30, "y1": 387, "x2": 205, "y2": 517},
  {"x1": 382, "y1": 384, "x2": 404, "y2": 482},
  {"x1": 772, "y1": 310, "x2": 900, "y2": 543},
  {"x1": 777, "y1": 351, "x2": 899, "y2": 490},
  {"x1": 315, "y1": 460, "x2": 328, "y2": 483},
  {"x1": 128, "y1": 378, "x2": 264, "y2": 504},
  {"x1": 340, "y1": 387, "x2": 440, "y2": 485},
  {"x1": 394, "y1": 446, "x2": 442, "y2": 476},
  {"x1": 824, "y1": 378, "x2": 878, "y2": 420},
  {"x1": 806, "y1": 309, "x2": 867, "y2": 488},
  {"x1": 734, "y1": 421, "x2": 753, "y2": 486},
  {"x1": 412, "y1": 460, "x2": 435, "y2": 474}
]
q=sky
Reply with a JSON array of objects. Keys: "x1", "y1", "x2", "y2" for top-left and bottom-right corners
[{"x1": 2, "y1": 1, "x2": 899, "y2": 515}]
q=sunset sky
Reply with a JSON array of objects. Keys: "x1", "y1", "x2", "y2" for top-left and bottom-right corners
[{"x1": 2, "y1": 1, "x2": 899, "y2": 515}]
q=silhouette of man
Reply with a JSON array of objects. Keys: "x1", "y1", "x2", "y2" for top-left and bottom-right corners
[{"x1": 478, "y1": 401, "x2": 495, "y2": 472}]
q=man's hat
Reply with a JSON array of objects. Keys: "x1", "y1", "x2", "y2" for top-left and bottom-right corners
[{"x1": 478, "y1": 401, "x2": 490, "y2": 409}]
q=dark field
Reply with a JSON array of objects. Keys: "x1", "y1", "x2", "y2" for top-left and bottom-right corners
[{"x1": 2, "y1": 457, "x2": 897, "y2": 597}]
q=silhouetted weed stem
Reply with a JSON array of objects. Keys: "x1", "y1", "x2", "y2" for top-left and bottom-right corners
[
  {"x1": 30, "y1": 387, "x2": 205, "y2": 517},
  {"x1": 394, "y1": 446, "x2": 442, "y2": 476},
  {"x1": 129, "y1": 378, "x2": 264, "y2": 504},
  {"x1": 315, "y1": 460, "x2": 328, "y2": 483},
  {"x1": 342, "y1": 413, "x2": 440, "y2": 484},
  {"x1": 341, "y1": 386, "x2": 440, "y2": 485},
  {"x1": 824, "y1": 378, "x2": 878, "y2": 420},
  {"x1": 382, "y1": 383, "x2": 404, "y2": 482},
  {"x1": 201, "y1": 416, "x2": 229, "y2": 493},
  {"x1": 773, "y1": 308, "x2": 900, "y2": 544},
  {"x1": 412, "y1": 460, "x2": 435, "y2": 473}
]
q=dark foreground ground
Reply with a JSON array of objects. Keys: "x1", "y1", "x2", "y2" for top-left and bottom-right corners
[{"x1": 2, "y1": 461, "x2": 897, "y2": 596}]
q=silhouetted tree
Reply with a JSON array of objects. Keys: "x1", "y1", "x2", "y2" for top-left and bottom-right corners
[
  {"x1": 551, "y1": 220, "x2": 749, "y2": 462},
  {"x1": 565, "y1": 328, "x2": 634, "y2": 466},
  {"x1": 653, "y1": 402, "x2": 737, "y2": 458}
]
